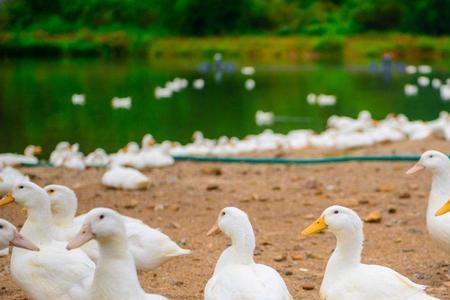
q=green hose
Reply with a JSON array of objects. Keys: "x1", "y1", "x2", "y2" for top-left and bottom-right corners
[
  {"x1": 172, "y1": 155, "x2": 424, "y2": 164},
  {"x1": 20, "y1": 154, "x2": 427, "y2": 168}
]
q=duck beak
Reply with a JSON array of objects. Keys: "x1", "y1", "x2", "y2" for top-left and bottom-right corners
[
  {"x1": 302, "y1": 215, "x2": 327, "y2": 235},
  {"x1": 206, "y1": 223, "x2": 221, "y2": 236},
  {"x1": 0, "y1": 192, "x2": 15, "y2": 207},
  {"x1": 435, "y1": 199, "x2": 450, "y2": 216},
  {"x1": 10, "y1": 230, "x2": 39, "y2": 251},
  {"x1": 66, "y1": 224, "x2": 94, "y2": 250},
  {"x1": 406, "y1": 162, "x2": 425, "y2": 175},
  {"x1": 34, "y1": 146, "x2": 43, "y2": 155}
]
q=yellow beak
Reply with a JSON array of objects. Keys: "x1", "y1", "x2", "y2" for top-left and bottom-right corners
[
  {"x1": 435, "y1": 200, "x2": 450, "y2": 216},
  {"x1": 302, "y1": 215, "x2": 327, "y2": 235},
  {"x1": 34, "y1": 146, "x2": 43, "y2": 155},
  {"x1": 0, "y1": 192, "x2": 15, "y2": 206}
]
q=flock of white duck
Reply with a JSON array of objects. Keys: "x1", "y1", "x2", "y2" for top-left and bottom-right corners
[
  {"x1": 0, "y1": 149, "x2": 449, "y2": 299},
  {"x1": 2, "y1": 111, "x2": 450, "y2": 186},
  {"x1": 403, "y1": 65, "x2": 450, "y2": 100}
]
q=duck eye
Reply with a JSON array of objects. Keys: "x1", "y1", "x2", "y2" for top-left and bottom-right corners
[
  {"x1": 49, "y1": 189, "x2": 54, "y2": 193},
  {"x1": 0, "y1": 225, "x2": 3, "y2": 229},
  {"x1": 19, "y1": 185, "x2": 24, "y2": 189},
  {"x1": 334, "y1": 210, "x2": 339, "y2": 214},
  {"x1": 221, "y1": 211, "x2": 226, "y2": 216},
  {"x1": 429, "y1": 155, "x2": 434, "y2": 158},
  {"x1": 99, "y1": 215, "x2": 105, "y2": 220}
]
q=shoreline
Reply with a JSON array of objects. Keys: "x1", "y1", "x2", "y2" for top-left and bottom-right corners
[{"x1": 1, "y1": 33, "x2": 450, "y2": 63}]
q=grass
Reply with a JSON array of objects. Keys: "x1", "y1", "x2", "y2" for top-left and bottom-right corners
[{"x1": 1, "y1": 30, "x2": 450, "y2": 62}]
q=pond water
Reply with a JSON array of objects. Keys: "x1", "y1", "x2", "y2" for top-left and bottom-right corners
[{"x1": 1, "y1": 58, "x2": 449, "y2": 156}]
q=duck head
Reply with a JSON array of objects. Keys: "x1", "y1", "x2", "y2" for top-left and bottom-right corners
[
  {"x1": 406, "y1": 150, "x2": 450, "y2": 175},
  {"x1": 0, "y1": 219, "x2": 39, "y2": 251},
  {"x1": 0, "y1": 181, "x2": 48, "y2": 211},
  {"x1": 44, "y1": 184, "x2": 78, "y2": 223},
  {"x1": 24, "y1": 145, "x2": 42, "y2": 157},
  {"x1": 207, "y1": 207, "x2": 251, "y2": 237},
  {"x1": 67, "y1": 208, "x2": 125, "y2": 250},
  {"x1": 302, "y1": 205, "x2": 362, "y2": 236}
]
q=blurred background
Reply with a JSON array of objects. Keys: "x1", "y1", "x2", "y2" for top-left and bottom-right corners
[{"x1": 1, "y1": 0, "x2": 450, "y2": 155}]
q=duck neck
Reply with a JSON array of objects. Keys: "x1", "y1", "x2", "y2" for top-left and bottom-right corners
[
  {"x1": 97, "y1": 234, "x2": 130, "y2": 260},
  {"x1": 429, "y1": 167, "x2": 450, "y2": 213},
  {"x1": 217, "y1": 223, "x2": 255, "y2": 272},
  {"x1": 21, "y1": 200, "x2": 54, "y2": 245},
  {"x1": 92, "y1": 234, "x2": 142, "y2": 298},
  {"x1": 52, "y1": 214, "x2": 74, "y2": 228},
  {"x1": 327, "y1": 228, "x2": 363, "y2": 273}
]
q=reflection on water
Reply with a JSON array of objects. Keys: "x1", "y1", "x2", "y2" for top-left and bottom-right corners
[{"x1": 0, "y1": 58, "x2": 449, "y2": 155}]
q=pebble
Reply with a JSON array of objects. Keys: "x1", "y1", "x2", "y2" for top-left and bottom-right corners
[
  {"x1": 363, "y1": 211, "x2": 382, "y2": 223},
  {"x1": 154, "y1": 204, "x2": 165, "y2": 211},
  {"x1": 206, "y1": 184, "x2": 220, "y2": 191},
  {"x1": 273, "y1": 254, "x2": 287, "y2": 262},
  {"x1": 124, "y1": 199, "x2": 138, "y2": 209},
  {"x1": 398, "y1": 192, "x2": 411, "y2": 199},
  {"x1": 302, "y1": 284, "x2": 315, "y2": 290},
  {"x1": 201, "y1": 167, "x2": 222, "y2": 176},
  {"x1": 291, "y1": 254, "x2": 305, "y2": 261}
]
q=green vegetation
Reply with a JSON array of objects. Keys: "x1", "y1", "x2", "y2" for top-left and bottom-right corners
[{"x1": 0, "y1": 0, "x2": 450, "y2": 58}]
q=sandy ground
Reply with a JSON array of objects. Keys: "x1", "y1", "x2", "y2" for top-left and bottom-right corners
[{"x1": 1, "y1": 138, "x2": 450, "y2": 299}]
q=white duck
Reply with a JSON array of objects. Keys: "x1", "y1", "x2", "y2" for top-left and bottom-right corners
[
  {"x1": 302, "y1": 205, "x2": 439, "y2": 300},
  {"x1": 102, "y1": 166, "x2": 149, "y2": 190},
  {"x1": 67, "y1": 208, "x2": 168, "y2": 300},
  {"x1": 0, "y1": 145, "x2": 42, "y2": 166},
  {"x1": 0, "y1": 218, "x2": 39, "y2": 251},
  {"x1": 140, "y1": 134, "x2": 175, "y2": 168},
  {"x1": 0, "y1": 182, "x2": 95, "y2": 300},
  {"x1": 46, "y1": 184, "x2": 191, "y2": 269},
  {"x1": 0, "y1": 166, "x2": 29, "y2": 196},
  {"x1": 205, "y1": 207, "x2": 292, "y2": 300},
  {"x1": 406, "y1": 150, "x2": 450, "y2": 253},
  {"x1": 85, "y1": 148, "x2": 110, "y2": 167}
]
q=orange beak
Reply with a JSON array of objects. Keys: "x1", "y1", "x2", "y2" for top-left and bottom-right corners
[
  {"x1": 406, "y1": 162, "x2": 425, "y2": 175},
  {"x1": 10, "y1": 230, "x2": 39, "y2": 251},
  {"x1": 66, "y1": 224, "x2": 94, "y2": 250},
  {"x1": 206, "y1": 223, "x2": 221, "y2": 236}
]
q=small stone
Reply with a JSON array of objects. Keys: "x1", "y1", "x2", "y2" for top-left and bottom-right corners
[
  {"x1": 378, "y1": 184, "x2": 395, "y2": 192},
  {"x1": 291, "y1": 254, "x2": 304, "y2": 261},
  {"x1": 168, "y1": 222, "x2": 180, "y2": 229},
  {"x1": 302, "y1": 284, "x2": 315, "y2": 290},
  {"x1": 201, "y1": 167, "x2": 222, "y2": 176},
  {"x1": 285, "y1": 270, "x2": 293, "y2": 276},
  {"x1": 388, "y1": 207, "x2": 397, "y2": 214},
  {"x1": 398, "y1": 192, "x2": 411, "y2": 199},
  {"x1": 274, "y1": 254, "x2": 287, "y2": 262},
  {"x1": 363, "y1": 211, "x2": 382, "y2": 223},
  {"x1": 154, "y1": 204, "x2": 165, "y2": 211},
  {"x1": 206, "y1": 184, "x2": 220, "y2": 191},
  {"x1": 124, "y1": 199, "x2": 138, "y2": 209}
]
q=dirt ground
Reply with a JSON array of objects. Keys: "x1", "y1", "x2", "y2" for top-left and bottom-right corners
[{"x1": 1, "y1": 138, "x2": 450, "y2": 299}]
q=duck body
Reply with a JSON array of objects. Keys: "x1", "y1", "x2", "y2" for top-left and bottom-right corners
[
  {"x1": 205, "y1": 207, "x2": 292, "y2": 300},
  {"x1": 303, "y1": 206, "x2": 438, "y2": 300},
  {"x1": 102, "y1": 166, "x2": 149, "y2": 190},
  {"x1": 321, "y1": 259, "x2": 436, "y2": 300},
  {"x1": 11, "y1": 241, "x2": 94, "y2": 300},
  {"x1": 205, "y1": 260, "x2": 292, "y2": 300},
  {"x1": 67, "y1": 208, "x2": 169, "y2": 300},
  {"x1": 3, "y1": 182, "x2": 95, "y2": 300},
  {"x1": 47, "y1": 184, "x2": 190, "y2": 269},
  {"x1": 0, "y1": 145, "x2": 40, "y2": 166},
  {"x1": 407, "y1": 150, "x2": 450, "y2": 253}
]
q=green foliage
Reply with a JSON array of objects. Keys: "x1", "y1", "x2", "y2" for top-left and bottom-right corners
[{"x1": 1, "y1": 0, "x2": 450, "y2": 37}]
